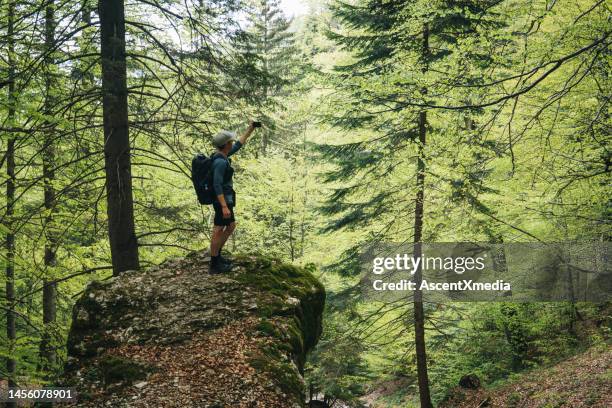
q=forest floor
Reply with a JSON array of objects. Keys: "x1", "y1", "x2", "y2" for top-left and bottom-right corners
[
  {"x1": 102, "y1": 316, "x2": 293, "y2": 408},
  {"x1": 439, "y1": 345, "x2": 611, "y2": 408},
  {"x1": 359, "y1": 377, "x2": 415, "y2": 407}
]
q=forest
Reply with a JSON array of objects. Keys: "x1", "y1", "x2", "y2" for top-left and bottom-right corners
[{"x1": 0, "y1": 0, "x2": 610, "y2": 407}]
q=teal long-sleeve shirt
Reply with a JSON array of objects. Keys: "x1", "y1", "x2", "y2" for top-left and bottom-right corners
[{"x1": 212, "y1": 141, "x2": 242, "y2": 199}]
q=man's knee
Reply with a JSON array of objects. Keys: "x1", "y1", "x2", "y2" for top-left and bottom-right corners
[
  {"x1": 212, "y1": 226, "x2": 224, "y2": 238},
  {"x1": 227, "y1": 222, "x2": 236, "y2": 233}
]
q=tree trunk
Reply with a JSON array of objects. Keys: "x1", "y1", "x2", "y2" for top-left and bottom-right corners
[
  {"x1": 99, "y1": 0, "x2": 140, "y2": 275},
  {"x1": 5, "y1": 1, "x2": 17, "y2": 404},
  {"x1": 261, "y1": 7, "x2": 269, "y2": 156},
  {"x1": 80, "y1": 0, "x2": 94, "y2": 85},
  {"x1": 39, "y1": 0, "x2": 58, "y2": 376},
  {"x1": 288, "y1": 189, "x2": 295, "y2": 261},
  {"x1": 300, "y1": 124, "x2": 307, "y2": 257},
  {"x1": 412, "y1": 23, "x2": 433, "y2": 408}
]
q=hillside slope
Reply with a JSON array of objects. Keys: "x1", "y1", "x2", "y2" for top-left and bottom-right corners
[
  {"x1": 439, "y1": 346, "x2": 611, "y2": 408},
  {"x1": 62, "y1": 252, "x2": 325, "y2": 408}
]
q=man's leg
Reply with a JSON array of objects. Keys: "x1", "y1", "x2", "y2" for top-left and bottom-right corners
[
  {"x1": 218, "y1": 222, "x2": 236, "y2": 253},
  {"x1": 210, "y1": 203, "x2": 235, "y2": 274},
  {"x1": 218, "y1": 204, "x2": 236, "y2": 261},
  {"x1": 210, "y1": 225, "x2": 225, "y2": 256},
  {"x1": 210, "y1": 225, "x2": 232, "y2": 274}
]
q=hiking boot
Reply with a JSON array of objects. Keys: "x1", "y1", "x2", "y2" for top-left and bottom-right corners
[
  {"x1": 219, "y1": 254, "x2": 232, "y2": 267},
  {"x1": 209, "y1": 257, "x2": 232, "y2": 275}
]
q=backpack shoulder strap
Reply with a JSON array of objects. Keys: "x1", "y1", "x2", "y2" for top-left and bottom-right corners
[{"x1": 211, "y1": 152, "x2": 228, "y2": 163}]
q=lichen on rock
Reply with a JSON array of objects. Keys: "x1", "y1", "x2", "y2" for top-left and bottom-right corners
[{"x1": 61, "y1": 251, "x2": 325, "y2": 407}]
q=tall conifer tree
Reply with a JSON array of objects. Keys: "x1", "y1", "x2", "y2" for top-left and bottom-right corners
[
  {"x1": 4, "y1": 1, "x2": 17, "y2": 400},
  {"x1": 40, "y1": 0, "x2": 58, "y2": 376},
  {"x1": 237, "y1": 0, "x2": 301, "y2": 154},
  {"x1": 324, "y1": 1, "x2": 504, "y2": 405},
  {"x1": 99, "y1": 0, "x2": 140, "y2": 275}
]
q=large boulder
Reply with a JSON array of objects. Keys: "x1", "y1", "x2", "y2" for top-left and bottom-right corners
[{"x1": 62, "y1": 252, "x2": 325, "y2": 408}]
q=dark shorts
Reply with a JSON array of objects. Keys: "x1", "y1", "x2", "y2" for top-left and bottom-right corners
[{"x1": 212, "y1": 194, "x2": 236, "y2": 226}]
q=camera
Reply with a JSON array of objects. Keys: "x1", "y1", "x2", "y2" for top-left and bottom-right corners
[{"x1": 253, "y1": 121, "x2": 262, "y2": 128}]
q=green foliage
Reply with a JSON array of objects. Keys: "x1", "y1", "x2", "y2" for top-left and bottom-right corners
[
  {"x1": 305, "y1": 311, "x2": 370, "y2": 406},
  {"x1": 426, "y1": 302, "x2": 609, "y2": 403},
  {"x1": 0, "y1": 0, "x2": 610, "y2": 406},
  {"x1": 233, "y1": 0, "x2": 307, "y2": 154},
  {"x1": 313, "y1": 0, "x2": 610, "y2": 404}
]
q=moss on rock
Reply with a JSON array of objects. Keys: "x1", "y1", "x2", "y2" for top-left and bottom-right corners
[
  {"x1": 249, "y1": 349, "x2": 305, "y2": 399},
  {"x1": 232, "y1": 255, "x2": 325, "y2": 367}
]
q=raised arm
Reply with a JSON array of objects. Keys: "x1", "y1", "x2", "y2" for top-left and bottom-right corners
[
  {"x1": 239, "y1": 120, "x2": 257, "y2": 145},
  {"x1": 228, "y1": 121, "x2": 258, "y2": 157}
]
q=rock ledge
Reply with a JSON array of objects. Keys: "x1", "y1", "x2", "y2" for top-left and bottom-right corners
[{"x1": 62, "y1": 252, "x2": 325, "y2": 408}]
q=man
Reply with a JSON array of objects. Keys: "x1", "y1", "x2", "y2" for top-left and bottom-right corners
[{"x1": 209, "y1": 121, "x2": 258, "y2": 274}]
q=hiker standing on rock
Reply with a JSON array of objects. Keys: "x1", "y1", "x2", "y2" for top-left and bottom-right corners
[{"x1": 209, "y1": 121, "x2": 260, "y2": 274}]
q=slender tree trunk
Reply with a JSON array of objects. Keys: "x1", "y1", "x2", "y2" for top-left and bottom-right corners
[
  {"x1": 81, "y1": 0, "x2": 94, "y2": 85},
  {"x1": 309, "y1": 381, "x2": 313, "y2": 403},
  {"x1": 83, "y1": 0, "x2": 91, "y2": 24},
  {"x1": 300, "y1": 124, "x2": 307, "y2": 257},
  {"x1": 99, "y1": 0, "x2": 140, "y2": 275},
  {"x1": 261, "y1": 5, "x2": 269, "y2": 155},
  {"x1": 412, "y1": 23, "x2": 433, "y2": 408},
  {"x1": 5, "y1": 1, "x2": 17, "y2": 403},
  {"x1": 40, "y1": 0, "x2": 57, "y2": 376},
  {"x1": 288, "y1": 190, "x2": 295, "y2": 261}
]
